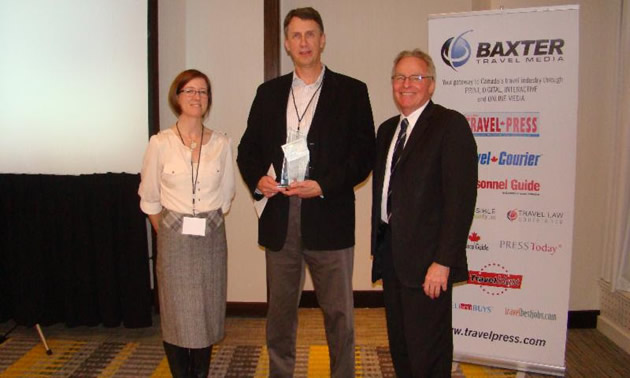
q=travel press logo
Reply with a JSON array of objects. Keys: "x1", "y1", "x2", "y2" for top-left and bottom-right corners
[
  {"x1": 466, "y1": 113, "x2": 539, "y2": 137},
  {"x1": 478, "y1": 151, "x2": 541, "y2": 167},
  {"x1": 468, "y1": 263, "x2": 523, "y2": 296},
  {"x1": 506, "y1": 209, "x2": 564, "y2": 225},
  {"x1": 467, "y1": 232, "x2": 490, "y2": 252}
]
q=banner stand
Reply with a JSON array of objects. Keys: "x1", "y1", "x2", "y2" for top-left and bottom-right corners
[{"x1": 429, "y1": 6, "x2": 579, "y2": 376}]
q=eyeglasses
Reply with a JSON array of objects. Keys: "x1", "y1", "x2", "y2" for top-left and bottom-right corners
[
  {"x1": 179, "y1": 88, "x2": 209, "y2": 97},
  {"x1": 391, "y1": 74, "x2": 433, "y2": 83}
]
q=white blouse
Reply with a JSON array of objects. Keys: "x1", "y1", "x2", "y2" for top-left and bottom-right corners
[{"x1": 139, "y1": 128, "x2": 235, "y2": 216}]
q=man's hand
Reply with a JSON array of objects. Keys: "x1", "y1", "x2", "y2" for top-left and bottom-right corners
[
  {"x1": 283, "y1": 180, "x2": 322, "y2": 198},
  {"x1": 257, "y1": 176, "x2": 284, "y2": 198},
  {"x1": 422, "y1": 262, "x2": 450, "y2": 299}
]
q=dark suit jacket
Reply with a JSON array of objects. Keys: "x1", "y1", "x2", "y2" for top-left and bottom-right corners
[
  {"x1": 371, "y1": 101, "x2": 477, "y2": 287},
  {"x1": 238, "y1": 68, "x2": 375, "y2": 251}
]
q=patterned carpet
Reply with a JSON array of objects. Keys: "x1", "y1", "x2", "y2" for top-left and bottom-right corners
[
  {"x1": 0, "y1": 336, "x2": 522, "y2": 377},
  {"x1": 0, "y1": 309, "x2": 527, "y2": 377}
]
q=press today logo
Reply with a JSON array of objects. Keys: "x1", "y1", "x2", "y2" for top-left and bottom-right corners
[
  {"x1": 440, "y1": 30, "x2": 566, "y2": 70},
  {"x1": 498, "y1": 239, "x2": 563, "y2": 256}
]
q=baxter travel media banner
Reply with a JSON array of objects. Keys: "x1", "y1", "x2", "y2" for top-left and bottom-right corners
[{"x1": 429, "y1": 6, "x2": 579, "y2": 376}]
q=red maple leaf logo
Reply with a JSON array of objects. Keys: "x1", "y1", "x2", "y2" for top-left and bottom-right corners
[
  {"x1": 469, "y1": 232, "x2": 481, "y2": 242},
  {"x1": 491, "y1": 156, "x2": 498, "y2": 163}
]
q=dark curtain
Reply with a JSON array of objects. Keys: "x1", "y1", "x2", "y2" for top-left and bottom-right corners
[{"x1": 0, "y1": 173, "x2": 152, "y2": 328}]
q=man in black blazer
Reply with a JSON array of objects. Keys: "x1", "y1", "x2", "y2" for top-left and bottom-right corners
[
  {"x1": 237, "y1": 7, "x2": 375, "y2": 378},
  {"x1": 371, "y1": 49, "x2": 477, "y2": 377}
]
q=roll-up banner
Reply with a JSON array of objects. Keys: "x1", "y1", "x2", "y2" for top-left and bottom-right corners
[{"x1": 429, "y1": 6, "x2": 579, "y2": 376}]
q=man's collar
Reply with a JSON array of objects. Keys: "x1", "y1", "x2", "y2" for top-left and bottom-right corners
[
  {"x1": 400, "y1": 100, "x2": 430, "y2": 126},
  {"x1": 292, "y1": 65, "x2": 326, "y2": 86}
]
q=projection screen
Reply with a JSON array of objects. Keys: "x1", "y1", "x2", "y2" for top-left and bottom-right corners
[{"x1": 0, "y1": 1, "x2": 148, "y2": 174}]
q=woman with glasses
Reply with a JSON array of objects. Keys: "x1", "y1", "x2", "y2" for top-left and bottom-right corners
[{"x1": 138, "y1": 69, "x2": 235, "y2": 377}]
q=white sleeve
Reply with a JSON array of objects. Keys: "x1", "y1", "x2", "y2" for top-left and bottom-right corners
[
  {"x1": 220, "y1": 138, "x2": 236, "y2": 214},
  {"x1": 138, "y1": 135, "x2": 163, "y2": 215}
]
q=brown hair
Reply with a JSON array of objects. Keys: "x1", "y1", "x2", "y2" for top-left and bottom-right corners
[
  {"x1": 168, "y1": 69, "x2": 212, "y2": 117},
  {"x1": 283, "y1": 7, "x2": 324, "y2": 37}
]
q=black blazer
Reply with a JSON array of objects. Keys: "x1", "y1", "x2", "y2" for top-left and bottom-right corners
[
  {"x1": 238, "y1": 68, "x2": 375, "y2": 251},
  {"x1": 371, "y1": 101, "x2": 477, "y2": 287}
]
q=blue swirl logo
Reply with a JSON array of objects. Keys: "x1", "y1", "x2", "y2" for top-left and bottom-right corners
[{"x1": 441, "y1": 30, "x2": 473, "y2": 71}]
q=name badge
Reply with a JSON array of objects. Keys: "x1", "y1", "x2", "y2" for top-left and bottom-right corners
[{"x1": 182, "y1": 216, "x2": 206, "y2": 236}]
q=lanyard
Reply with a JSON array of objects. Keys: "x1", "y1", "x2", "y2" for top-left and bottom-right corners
[
  {"x1": 176, "y1": 122, "x2": 204, "y2": 216},
  {"x1": 290, "y1": 76, "x2": 324, "y2": 131}
]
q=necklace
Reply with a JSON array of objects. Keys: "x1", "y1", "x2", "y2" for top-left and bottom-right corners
[
  {"x1": 175, "y1": 121, "x2": 204, "y2": 216},
  {"x1": 176, "y1": 121, "x2": 202, "y2": 151}
]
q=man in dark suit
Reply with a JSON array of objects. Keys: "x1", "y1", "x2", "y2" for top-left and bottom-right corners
[
  {"x1": 371, "y1": 49, "x2": 477, "y2": 377},
  {"x1": 237, "y1": 7, "x2": 375, "y2": 377}
]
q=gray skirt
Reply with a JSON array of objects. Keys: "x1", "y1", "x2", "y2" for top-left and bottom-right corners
[{"x1": 157, "y1": 208, "x2": 227, "y2": 348}]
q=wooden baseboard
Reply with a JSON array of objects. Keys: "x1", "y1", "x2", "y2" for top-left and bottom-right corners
[
  {"x1": 226, "y1": 291, "x2": 599, "y2": 330},
  {"x1": 598, "y1": 314, "x2": 630, "y2": 354},
  {"x1": 568, "y1": 310, "x2": 600, "y2": 329},
  {"x1": 225, "y1": 302, "x2": 267, "y2": 317},
  {"x1": 224, "y1": 290, "x2": 383, "y2": 317},
  {"x1": 297, "y1": 290, "x2": 384, "y2": 308}
]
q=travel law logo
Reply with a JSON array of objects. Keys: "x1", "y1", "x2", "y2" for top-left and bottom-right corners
[
  {"x1": 506, "y1": 209, "x2": 564, "y2": 225},
  {"x1": 468, "y1": 262, "x2": 523, "y2": 296},
  {"x1": 441, "y1": 30, "x2": 473, "y2": 71}
]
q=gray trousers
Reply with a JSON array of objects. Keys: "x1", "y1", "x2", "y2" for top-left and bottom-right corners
[{"x1": 265, "y1": 197, "x2": 355, "y2": 378}]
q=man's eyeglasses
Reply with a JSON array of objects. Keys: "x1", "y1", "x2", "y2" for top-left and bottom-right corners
[
  {"x1": 391, "y1": 74, "x2": 433, "y2": 83},
  {"x1": 179, "y1": 88, "x2": 209, "y2": 97}
]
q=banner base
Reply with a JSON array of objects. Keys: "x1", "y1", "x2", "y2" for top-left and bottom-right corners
[{"x1": 454, "y1": 353, "x2": 565, "y2": 376}]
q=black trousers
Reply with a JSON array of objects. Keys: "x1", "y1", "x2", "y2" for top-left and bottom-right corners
[
  {"x1": 163, "y1": 341, "x2": 212, "y2": 378},
  {"x1": 379, "y1": 223, "x2": 453, "y2": 378}
]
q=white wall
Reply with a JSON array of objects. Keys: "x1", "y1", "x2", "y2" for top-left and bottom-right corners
[
  {"x1": 159, "y1": 0, "x2": 622, "y2": 310},
  {"x1": 279, "y1": 0, "x2": 474, "y2": 292},
  {"x1": 158, "y1": 0, "x2": 266, "y2": 302},
  {"x1": 484, "y1": 0, "x2": 621, "y2": 312}
]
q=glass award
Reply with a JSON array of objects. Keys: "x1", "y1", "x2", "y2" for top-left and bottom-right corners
[{"x1": 280, "y1": 129, "x2": 310, "y2": 187}]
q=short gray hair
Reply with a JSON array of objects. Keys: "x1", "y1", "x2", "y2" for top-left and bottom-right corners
[{"x1": 392, "y1": 49, "x2": 436, "y2": 80}]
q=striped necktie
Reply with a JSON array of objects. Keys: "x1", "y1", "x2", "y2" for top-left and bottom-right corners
[{"x1": 387, "y1": 118, "x2": 409, "y2": 221}]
